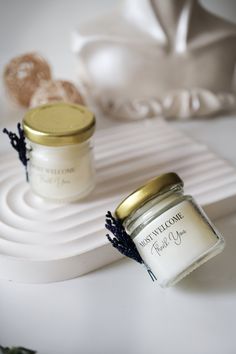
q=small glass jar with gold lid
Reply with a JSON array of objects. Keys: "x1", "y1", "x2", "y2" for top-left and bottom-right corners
[
  {"x1": 23, "y1": 102, "x2": 96, "y2": 202},
  {"x1": 115, "y1": 173, "x2": 225, "y2": 287}
]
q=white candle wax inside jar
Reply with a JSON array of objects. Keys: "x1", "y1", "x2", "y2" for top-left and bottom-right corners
[
  {"x1": 115, "y1": 173, "x2": 225, "y2": 287},
  {"x1": 23, "y1": 102, "x2": 96, "y2": 202}
]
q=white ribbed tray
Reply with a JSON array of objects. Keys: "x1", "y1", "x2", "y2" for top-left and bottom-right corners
[{"x1": 1, "y1": 119, "x2": 236, "y2": 283}]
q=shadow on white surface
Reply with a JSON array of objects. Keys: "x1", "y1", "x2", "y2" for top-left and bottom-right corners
[{"x1": 175, "y1": 213, "x2": 236, "y2": 294}]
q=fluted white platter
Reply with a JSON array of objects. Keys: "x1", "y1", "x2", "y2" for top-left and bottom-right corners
[{"x1": 1, "y1": 118, "x2": 236, "y2": 283}]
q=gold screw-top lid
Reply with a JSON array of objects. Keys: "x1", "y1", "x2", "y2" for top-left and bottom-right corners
[
  {"x1": 115, "y1": 173, "x2": 183, "y2": 222},
  {"x1": 23, "y1": 102, "x2": 95, "y2": 146}
]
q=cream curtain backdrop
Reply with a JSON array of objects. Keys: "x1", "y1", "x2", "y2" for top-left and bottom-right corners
[
  {"x1": 0, "y1": 0, "x2": 236, "y2": 124},
  {"x1": 0, "y1": 0, "x2": 236, "y2": 80},
  {"x1": 1, "y1": 0, "x2": 236, "y2": 161},
  {"x1": 1, "y1": 0, "x2": 236, "y2": 127}
]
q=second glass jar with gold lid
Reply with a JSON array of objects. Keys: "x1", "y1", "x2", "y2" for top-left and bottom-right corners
[
  {"x1": 115, "y1": 173, "x2": 225, "y2": 287},
  {"x1": 23, "y1": 102, "x2": 96, "y2": 202}
]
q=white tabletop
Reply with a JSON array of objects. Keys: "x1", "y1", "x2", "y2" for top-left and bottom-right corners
[{"x1": 1, "y1": 1, "x2": 236, "y2": 354}]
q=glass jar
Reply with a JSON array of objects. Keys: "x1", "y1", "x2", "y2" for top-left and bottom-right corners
[
  {"x1": 115, "y1": 173, "x2": 225, "y2": 287},
  {"x1": 23, "y1": 102, "x2": 96, "y2": 202}
]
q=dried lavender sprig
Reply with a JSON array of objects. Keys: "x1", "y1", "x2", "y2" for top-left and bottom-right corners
[
  {"x1": 105, "y1": 211, "x2": 143, "y2": 264},
  {"x1": 3, "y1": 123, "x2": 29, "y2": 182},
  {"x1": 105, "y1": 211, "x2": 157, "y2": 281}
]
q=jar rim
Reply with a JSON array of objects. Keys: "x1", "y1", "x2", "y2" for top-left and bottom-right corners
[
  {"x1": 115, "y1": 173, "x2": 183, "y2": 222},
  {"x1": 23, "y1": 102, "x2": 95, "y2": 146}
]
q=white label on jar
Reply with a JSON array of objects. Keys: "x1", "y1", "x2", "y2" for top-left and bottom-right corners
[
  {"x1": 31, "y1": 163, "x2": 77, "y2": 188},
  {"x1": 133, "y1": 200, "x2": 219, "y2": 285},
  {"x1": 29, "y1": 152, "x2": 94, "y2": 200}
]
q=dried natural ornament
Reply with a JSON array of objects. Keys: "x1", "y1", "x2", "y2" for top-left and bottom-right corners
[
  {"x1": 4, "y1": 53, "x2": 51, "y2": 107},
  {"x1": 30, "y1": 80, "x2": 84, "y2": 107}
]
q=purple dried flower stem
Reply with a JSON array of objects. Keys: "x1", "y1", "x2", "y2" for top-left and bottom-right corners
[{"x1": 105, "y1": 211, "x2": 157, "y2": 281}]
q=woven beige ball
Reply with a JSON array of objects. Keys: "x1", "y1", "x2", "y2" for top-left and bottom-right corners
[
  {"x1": 30, "y1": 80, "x2": 84, "y2": 108},
  {"x1": 4, "y1": 53, "x2": 52, "y2": 107}
]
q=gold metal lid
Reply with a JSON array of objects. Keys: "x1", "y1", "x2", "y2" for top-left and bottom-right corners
[
  {"x1": 23, "y1": 102, "x2": 95, "y2": 146},
  {"x1": 115, "y1": 173, "x2": 183, "y2": 221}
]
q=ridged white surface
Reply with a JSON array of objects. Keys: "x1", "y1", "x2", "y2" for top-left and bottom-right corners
[{"x1": 0, "y1": 119, "x2": 236, "y2": 282}]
